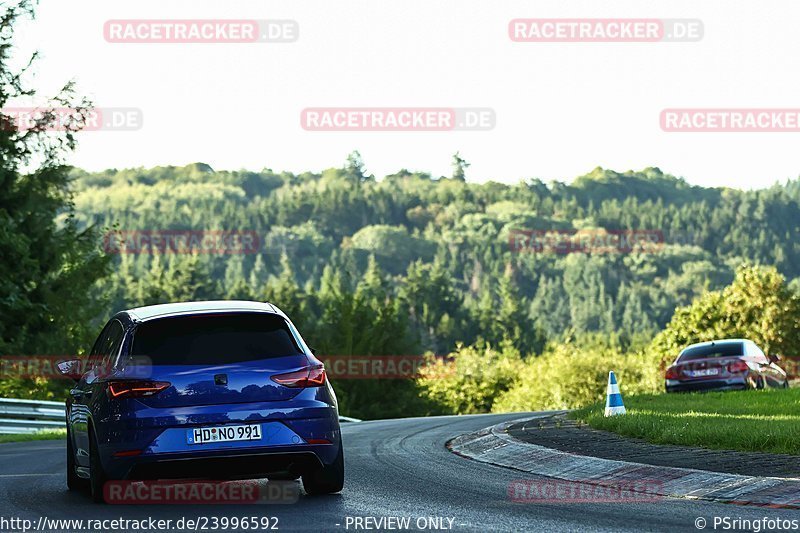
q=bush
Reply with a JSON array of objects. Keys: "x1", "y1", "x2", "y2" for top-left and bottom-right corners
[
  {"x1": 0, "y1": 377, "x2": 69, "y2": 401},
  {"x1": 492, "y1": 341, "x2": 661, "y2": 412},
  {"x1": 647, "y1": 265, "x2": 800, "y2": 369},
  {"x1": 416, "y1": 340, "x2": 524, "y2": 414}
]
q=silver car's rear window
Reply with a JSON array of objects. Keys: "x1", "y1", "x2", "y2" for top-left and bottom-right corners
[{"x1": 678, "y1": 342, "x2": 744, "y2": 362}]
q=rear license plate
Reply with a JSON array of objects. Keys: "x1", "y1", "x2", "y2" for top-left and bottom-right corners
[
  {"x1": 188, "y1": 424, "x2": 262, "y2": 445},
  {"x1": 687, "y1": 368, "x2": 719, "y2": 377}
]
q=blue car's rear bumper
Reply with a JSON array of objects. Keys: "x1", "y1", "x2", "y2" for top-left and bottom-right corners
[{"x1": 94, "y1": 390, "x2": 341, "y2": 479}]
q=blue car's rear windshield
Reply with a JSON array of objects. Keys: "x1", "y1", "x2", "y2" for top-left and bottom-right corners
[
  {"x1": 131, "y1": 313, "x2": 304, "y2": 364},
  {"x1": 678, "y1": 342, "x2": 744, "y2": 362}
]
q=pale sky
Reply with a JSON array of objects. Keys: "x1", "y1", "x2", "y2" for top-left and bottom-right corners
[{"x1": 12, "y1": 0, "x2": 800, "y2": 188}]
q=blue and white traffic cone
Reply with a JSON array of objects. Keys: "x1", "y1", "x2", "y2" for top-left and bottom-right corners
[{"x1": 604, "y1": 371, "x2": 626, "y2": 417}]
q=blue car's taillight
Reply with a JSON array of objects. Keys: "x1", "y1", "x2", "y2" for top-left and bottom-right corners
[
  {"x1": 107, "y1": 380, "x2": 171, "y2": 399},
  {"x1": 271, "y1": 366, "x2": 326, "y2": 388}
]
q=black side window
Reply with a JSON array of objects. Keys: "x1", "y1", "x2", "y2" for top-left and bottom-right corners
[
  {"x1": 89, "y1": 320, "x2": 124, "y2": 371},
  {"x1": 101, "y1": 321, "x2": 125, "y2": 369},
  {"x1": 89, "y1": 323, "x2": 111, "y2": 368}
]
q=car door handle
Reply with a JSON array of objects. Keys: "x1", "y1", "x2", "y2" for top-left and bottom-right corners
[{"x1": 69, "y1": 389, "x2": 92, "y2": 399}]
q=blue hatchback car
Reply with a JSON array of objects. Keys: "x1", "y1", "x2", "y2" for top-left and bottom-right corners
[{"x1": 58, "y1": 301, "x2": 343, "y2": 502}]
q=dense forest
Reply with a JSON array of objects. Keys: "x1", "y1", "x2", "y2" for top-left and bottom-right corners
[
  {"x1": 70, "y1": 158, "x2": 800, "y2": 358},
  {"x1": 5, "y1": 153, "x2": 800, "y2": 417}
]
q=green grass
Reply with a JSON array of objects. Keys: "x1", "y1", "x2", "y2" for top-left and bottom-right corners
[
  {"x1": 0, "y1": 430, "x2": 66, "y2": 444},
  {"x1": 570, "y1": 387, "x2": 800, "y2": 455}
]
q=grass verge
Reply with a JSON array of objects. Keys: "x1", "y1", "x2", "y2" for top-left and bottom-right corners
[
  {"x1": 0, "y1": 430, "x2": 66, "y2": 444},
  {"x1": 570, "y1": 387, "x2": 800, "y2": 455}
]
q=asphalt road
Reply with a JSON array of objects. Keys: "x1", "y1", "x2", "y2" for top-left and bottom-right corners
[{"x1": 1, "y1": 413, "x2": 799, "y2": 532}]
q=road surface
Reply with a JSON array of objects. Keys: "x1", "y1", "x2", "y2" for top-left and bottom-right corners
[{"x1": 1, "y1": 413, "x2": 798, "y2": 532}]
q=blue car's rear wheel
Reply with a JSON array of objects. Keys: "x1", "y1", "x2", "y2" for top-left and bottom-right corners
[
  {"x1": 302, "y1": 444, "x2": 344, "y2": 495},
  {"x1": 66, "y1": 428, "x2": 87, "y2": 491},
  {"x1": 89, "y1": 427, "x2": 108, "y2": 503},
  {"x1": 268, "y1": 473, "x2": 301, "y2": 481}
]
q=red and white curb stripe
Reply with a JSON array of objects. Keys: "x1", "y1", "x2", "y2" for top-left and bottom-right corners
[{"x1": 447, "y1": 415, "x2": 800, "y2": 509}]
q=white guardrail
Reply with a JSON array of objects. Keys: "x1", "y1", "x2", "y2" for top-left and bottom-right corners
[
  {"x1": 0, "y1": 398, "x2": 66, "y2": 434},
  {"x1": 0, "y1": 398, "x2": 361, "y2": 434}
]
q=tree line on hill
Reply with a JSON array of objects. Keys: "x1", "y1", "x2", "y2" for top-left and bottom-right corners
[{"x1": 70, "y1": 159, "x2": 800, "y2": 358}]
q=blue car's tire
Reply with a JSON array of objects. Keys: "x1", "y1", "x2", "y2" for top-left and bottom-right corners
[
  {"x1": 66, "y1": 428, "x2": 87, "y2": 491},
  {"x1": 89, "y1": 428, "x2": 108, "y2": 503},
  {"x1": 268, "y1": 473, "x2": 301, "y2": 481},
  {"x1": 302, "y1": 444, "x2": 344, "y2": 495}
]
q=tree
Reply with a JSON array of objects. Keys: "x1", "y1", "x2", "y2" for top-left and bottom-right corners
[
  {"x1": 417, "y1": 340, "x2": 524, "y2": 414},
  {"x1": 248, "y1": 254, "x2": 268, "y2": 289},
  {"x1": 134, "y1": 254, "x2": 217, "y2": 306},
  {"x1": 344, "y1": 150, "x2": 372, "y2": 182},
  {"x1": 648, "y1": 265, "x2": 800, "y2": 367},
  {"x1": 496, "y1": 266, "x2": 544, "y2": 356},
  {"x1": 348, "y1": 224, "x2": 435, "y2": 270},
  {"x1": 401, "y1": 259, "x2": 462, "y2": 353},
  {"x1": 0, "y1": 1, "x2": 110, "y2": 357},
  {"x1": 263, "y1": 253, "x2": 305, "y2": 324},
  {"x1": 451, "y1": 151, "x2": 470, "y2": 181}
]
